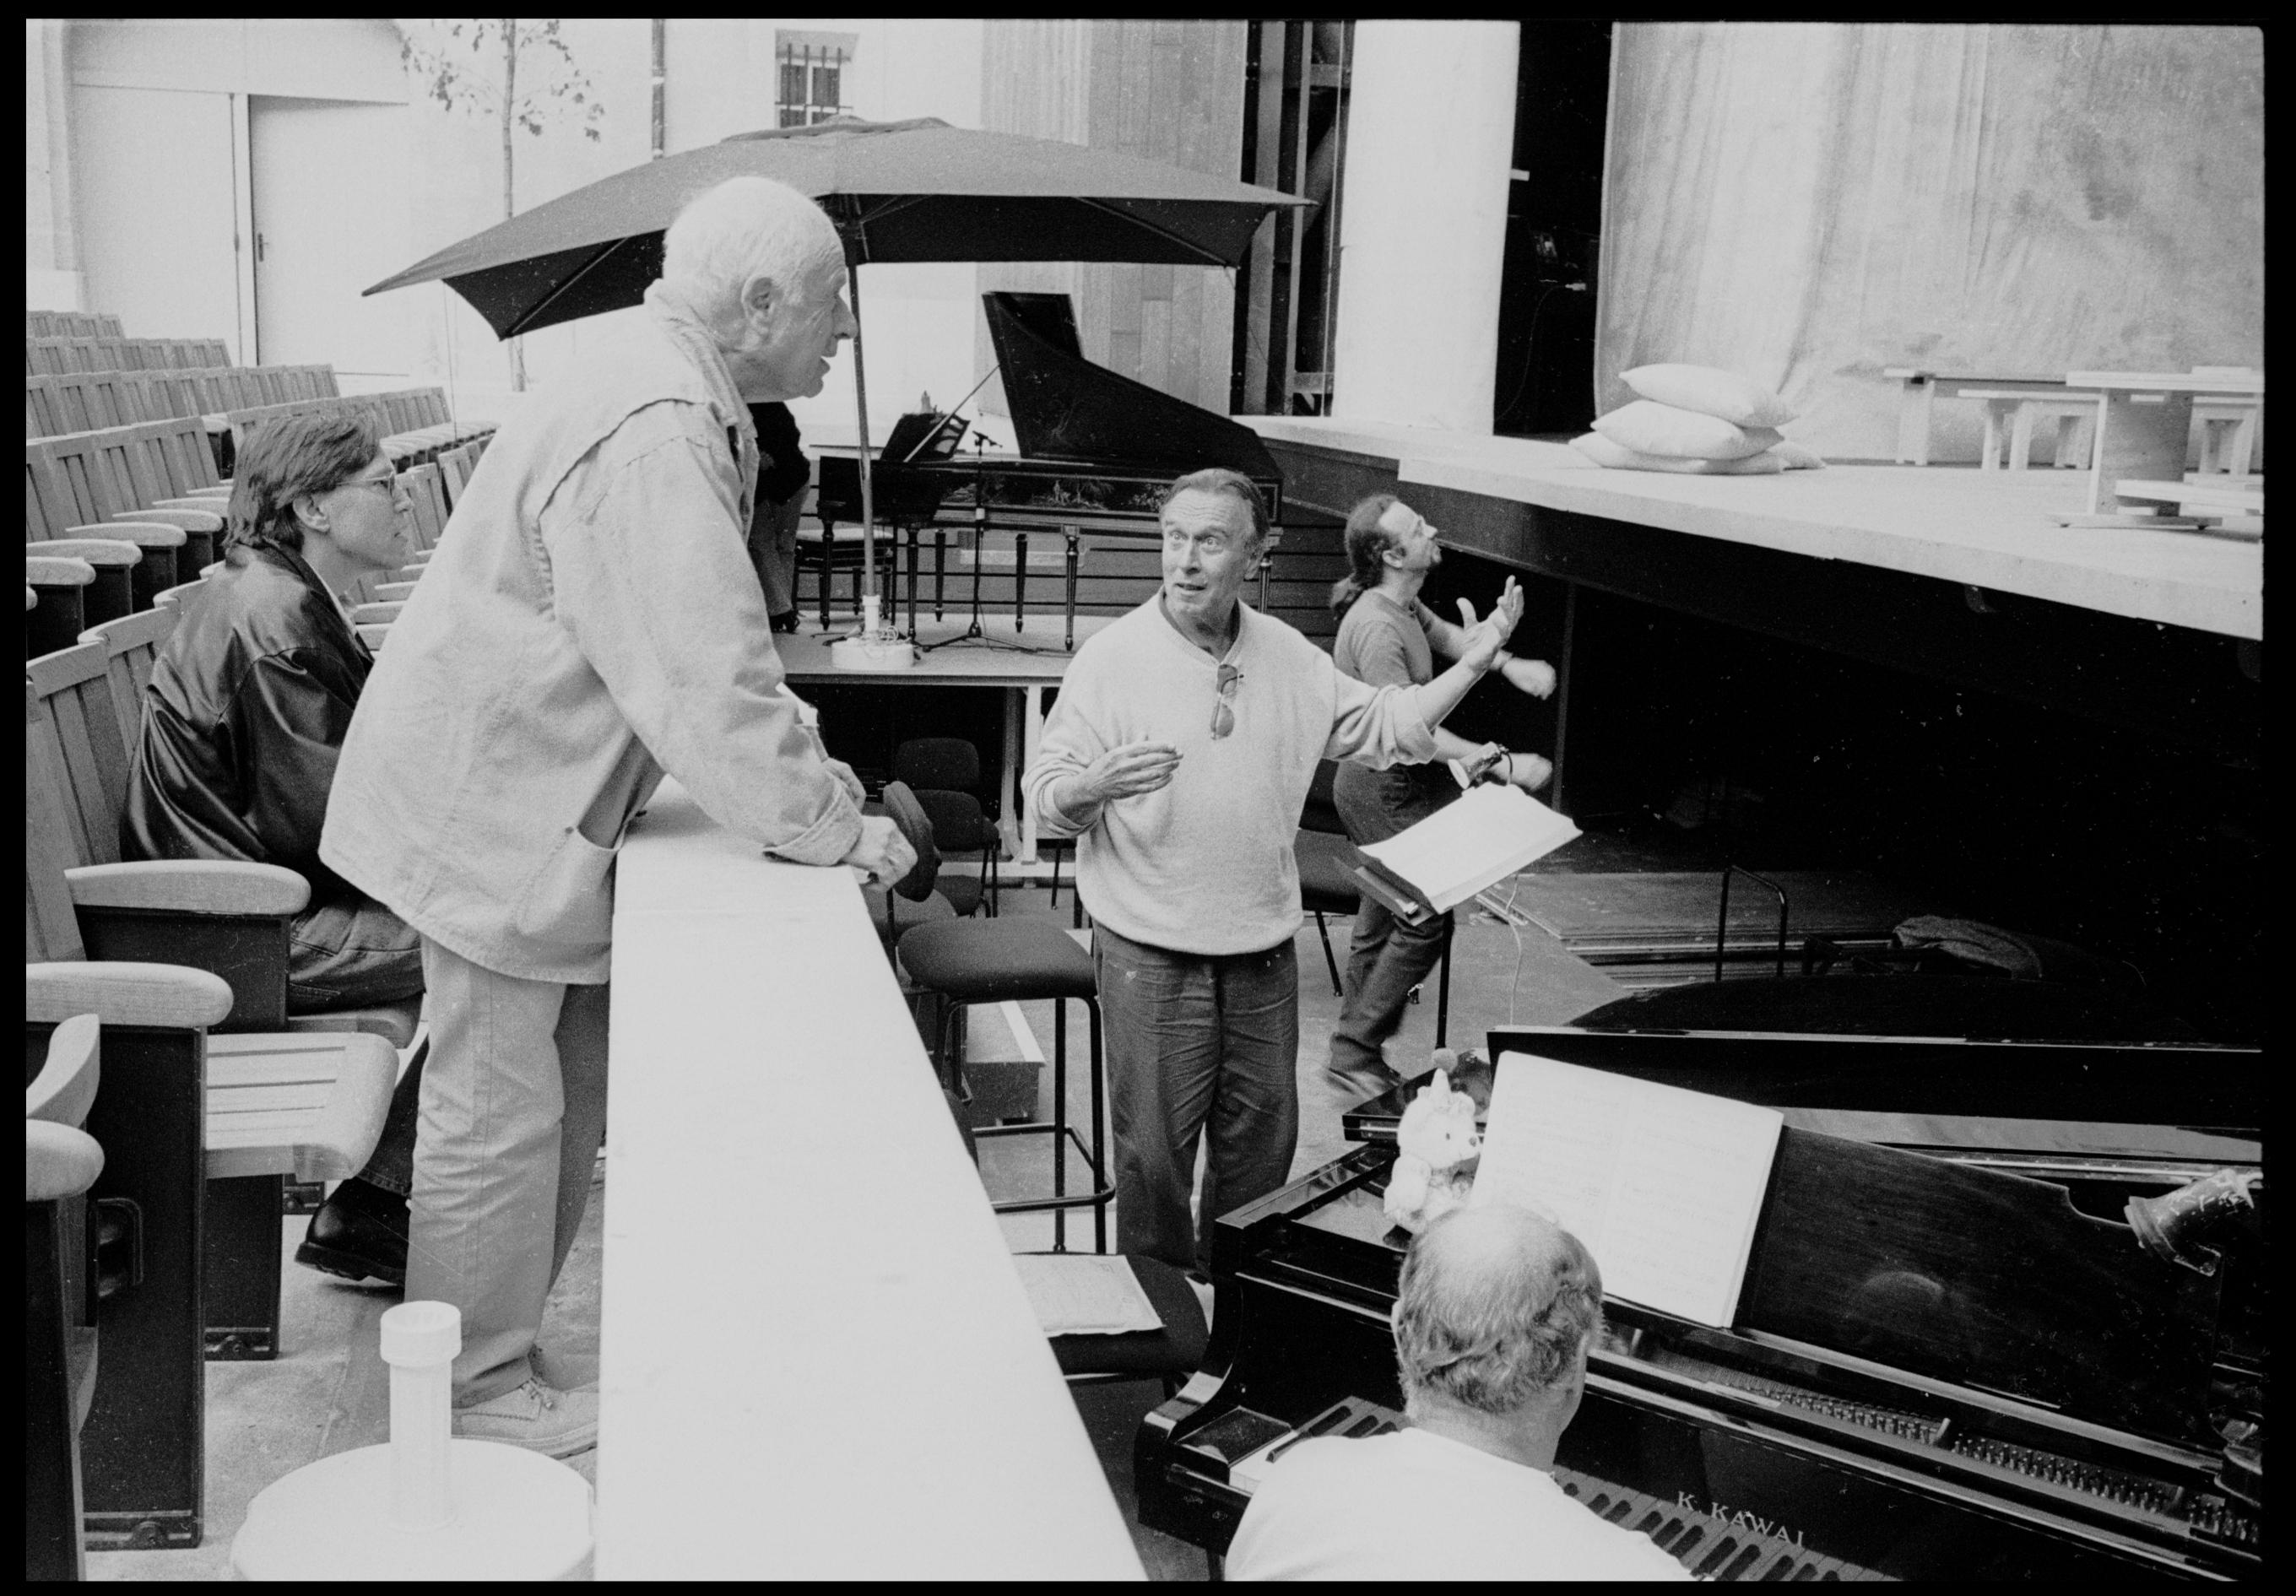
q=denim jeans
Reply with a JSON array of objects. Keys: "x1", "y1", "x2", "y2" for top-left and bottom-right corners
[
  {"x1": 408, "y1": 938, "x2": 611, "y2": 1405},
  {"x1": 1329, "y1": 761, "x2": 1456, "y2": 1082},
  {"x1": 1329, "y1": 896, "x2": 1453, "y2": 1083},
  {"x1": 289, "y1": 891, "x2": 425, "y2": 1013},
  {"x1": 1092, "y1": 924, "x2": 1299, "y2": 1274}
]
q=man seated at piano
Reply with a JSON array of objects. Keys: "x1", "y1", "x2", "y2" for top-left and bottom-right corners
[
  {"x1": 1227, "y1": 1204, "x2": 1688, "y2": 1581},
  {"x1": 1024, "y1": 468, "x2": 1522, "y2": 1279}
]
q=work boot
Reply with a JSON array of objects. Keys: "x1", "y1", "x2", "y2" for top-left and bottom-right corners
[
  {"x1": 293, "y1": 1177, "x2": 409, "y2": 1288},
  {"x1": 453, "y1": 1377, "x2": 600, "y2": 1458}
]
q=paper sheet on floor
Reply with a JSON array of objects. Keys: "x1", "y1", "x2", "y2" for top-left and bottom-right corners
[{"x1": 1013, "y1": 1252, "x2": 1163, "y2": 1335}]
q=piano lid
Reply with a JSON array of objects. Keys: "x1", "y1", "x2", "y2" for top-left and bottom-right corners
[{"x1": 984, "y1": 291, "x2": 1281, "y2": 483}]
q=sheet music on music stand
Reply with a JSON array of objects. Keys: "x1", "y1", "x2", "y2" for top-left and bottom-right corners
[
  {"x1": 1351, "y1": 784, "x2": 1581, "y2": 926},
  {"x1": 1470, "y1": 1052, "x2": 1784, "y2": 1328}
]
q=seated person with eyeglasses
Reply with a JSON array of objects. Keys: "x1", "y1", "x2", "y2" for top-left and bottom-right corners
[
  {"x1": 122, "y1": 412, "x2": 429, "y2": 1288},
  {"x1": 1023, "y1": 468, "x2": 1523, "y2": 1278},
  {"x1": 1227, "y1": 1204, "x2": 1688, "y2": 1581}
]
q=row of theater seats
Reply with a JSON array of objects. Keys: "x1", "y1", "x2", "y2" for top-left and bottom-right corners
[
  {"x1": 28, "y1": 309, "x2": 126, "y2": 338},
  {"x1": 27, "y1": 335, "x2": 231, "y2": 376},
  {"x1": 29, "y1": 365, "x2": 340, "y2": 438},
  {"x1": 26, "y1": 400, "x2": 496, "y2": 657},
  {"x1": 23, "y1": 426, "x2": 490, "y2": 1562}
]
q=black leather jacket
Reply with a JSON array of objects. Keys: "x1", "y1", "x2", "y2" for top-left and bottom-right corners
[{"x1": 121, "y1": 544, "x2": 371, "y2": 901}]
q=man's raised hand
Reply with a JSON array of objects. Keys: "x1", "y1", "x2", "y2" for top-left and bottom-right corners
[
  {"x1": 1454, "y1": 577, "x2": 1525, "y2": 672},
  {"x1": 1503, "y1": 657, "x2": 1558, "y2": 699}
]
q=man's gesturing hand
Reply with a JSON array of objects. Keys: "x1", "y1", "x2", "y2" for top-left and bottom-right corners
[
  {"x1": 1502, "y1": 657, "x2": 1558, "y2": 699},
  {"x1": 842, "y1": 814, "x2": 918, "y2": 885},
  {"x1": 1067, "y1": 740, "x2": 1183, "y2": 809},
  {"x1": 1454, "y1": 577, "x2": 1525, "y2": 672}
]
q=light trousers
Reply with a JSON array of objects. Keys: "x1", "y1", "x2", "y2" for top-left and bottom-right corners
[{"x1": 409, "y1": 938, "x2": 611, "y2": 1404}]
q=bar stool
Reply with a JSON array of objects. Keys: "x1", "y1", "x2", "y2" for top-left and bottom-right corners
[
  {"x1": 896, "y1": 916, "x2": 1112, "y2": 1251},
  {"x1": 1042, "y1": 1255, "x2": 1209, "y2": 1396}
]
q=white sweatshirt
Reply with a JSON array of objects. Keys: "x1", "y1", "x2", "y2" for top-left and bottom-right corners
[{"x1": 1024, "y1": 598, "x2": 1436, "y2": 955}]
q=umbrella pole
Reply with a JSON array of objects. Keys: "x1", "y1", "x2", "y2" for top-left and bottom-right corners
[{"x1": 847, "y1": 246, "x2": 879, "y2": 626}]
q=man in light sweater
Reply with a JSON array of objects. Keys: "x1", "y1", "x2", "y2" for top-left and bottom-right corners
[
  {"x1": 1023, "y1": 468, "x2": 1521, "y2": 1273},
  {"x1": 1227, "y1": 1204, "x2": 1688, "y2": 1581}
]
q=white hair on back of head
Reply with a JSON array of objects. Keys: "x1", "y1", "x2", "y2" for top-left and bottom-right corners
[
  {"x1": 1394, "y1": 1204, "x2": 1603, "y2": 1420},
  {"x1": 661, "y1": 176, "x2": 843, "y2": 324}
]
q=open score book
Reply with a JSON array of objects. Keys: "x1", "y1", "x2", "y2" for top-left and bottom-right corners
[
  {"x1": 1353, "y1": 783, "x2": 1581, "y2": 922},
  {"x1": 1469, "y1": 1053, "x2": 1785, "y2": 1328}
]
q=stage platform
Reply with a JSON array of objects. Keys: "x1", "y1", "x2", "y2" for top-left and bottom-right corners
[{"x1": 1245, "y1": 417, "x2": 2259, "y2": 642}]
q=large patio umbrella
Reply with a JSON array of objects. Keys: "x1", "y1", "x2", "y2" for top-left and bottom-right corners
[{"x1": 366, "y1": 116, "x2": 1308, "y2": 607}]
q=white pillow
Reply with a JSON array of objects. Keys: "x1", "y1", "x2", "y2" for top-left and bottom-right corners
[
  {"x1": 1590, "y1": 400, "x2": 1783, "y2": 461},
  {"x1": 1571, "y1": 434, "x2": 1787, "y2": 474},
  {"x1": 1622, "y1": 364, "x2": 1797, "y2": 429},
  {"x1": 1771, "y1": 440, "x2": 1827, "y2": 470}
]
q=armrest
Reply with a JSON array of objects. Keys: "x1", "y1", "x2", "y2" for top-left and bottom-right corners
[
  {"x1": 66, "y1": 859, "x2": 311, "y2": 917},
  {"x1": 26, "y1": 1121, "x2": 106, "y2": 1204},
  {"x1": 26, "y1": 961, "x2": 235, "y2": 1029},
  {"x1": 70, "y1": 521, "x2": 187, "y2": 549},
  {"x1": 25, "y1": 556, "x2": 96, "y2": 587},
  {"x1": 113, "y1": 506, "x2": 222, "y2": 533},
  {"x1": 25, "y1": 1011, "x2": 101, "y2": 1126},
  {"x1": 35, "y1": 538, "x2": 142, "y2": 569}
]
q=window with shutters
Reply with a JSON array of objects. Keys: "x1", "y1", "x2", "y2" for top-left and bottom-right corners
[{"x1": 775, "y1": 32, "x2": 857, "y2": 127}]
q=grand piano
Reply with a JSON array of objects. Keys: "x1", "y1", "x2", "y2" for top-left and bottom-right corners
[
  {"x1": 1138, "y1": 1028, "x2": 2265, "y2": 1579},
  {"x1": 815, "y1": 291, "x2": 1293, "y2": 646}
]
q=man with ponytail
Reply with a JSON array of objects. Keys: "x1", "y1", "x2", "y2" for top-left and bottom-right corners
[
  {"x1": 1326, "y1": 495, "x2": 1559, "y2": 1102},
  {"x1": 1025, "y1": 468, "x2": 1524, "y2": 1277}
]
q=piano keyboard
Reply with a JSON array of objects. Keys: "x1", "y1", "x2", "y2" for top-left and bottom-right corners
[{"x1": 1236, "y1": 1399, "x2": 1891, "y2": 1581}]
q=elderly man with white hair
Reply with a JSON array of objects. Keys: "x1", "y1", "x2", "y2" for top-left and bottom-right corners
[
  {"x1": 322, "y1": 176, "x2": 914, "y2": 1457},
  {"x1": 1226, "y1": 1204, "x2": 1689, "y2": 1580}
]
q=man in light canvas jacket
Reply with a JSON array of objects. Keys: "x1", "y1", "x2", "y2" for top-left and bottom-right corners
[{"x1": 323, "y1": 177, "x2": 912, "y2": 1457}]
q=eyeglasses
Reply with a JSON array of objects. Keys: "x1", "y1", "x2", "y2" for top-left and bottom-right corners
[
  {"x1": 344, "y1": 472, "x2": 401, "y2": 498},
  {"x1": 1210, "y1": 662, "x2": 1243, "y2": 739}
]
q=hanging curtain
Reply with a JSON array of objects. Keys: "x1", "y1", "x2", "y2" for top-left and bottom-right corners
[{"x1": 1595, "y1": 24, "x2": 2262, "y2": 462}]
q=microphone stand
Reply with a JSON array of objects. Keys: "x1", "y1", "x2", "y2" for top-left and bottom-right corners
[{"x1": 919, "y1": 435, "x2": 1063, "y2": 657}]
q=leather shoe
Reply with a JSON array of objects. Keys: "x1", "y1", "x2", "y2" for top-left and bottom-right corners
[{"x1": 294, "y1": 1178, "x2": 409, "y2": 1287}]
